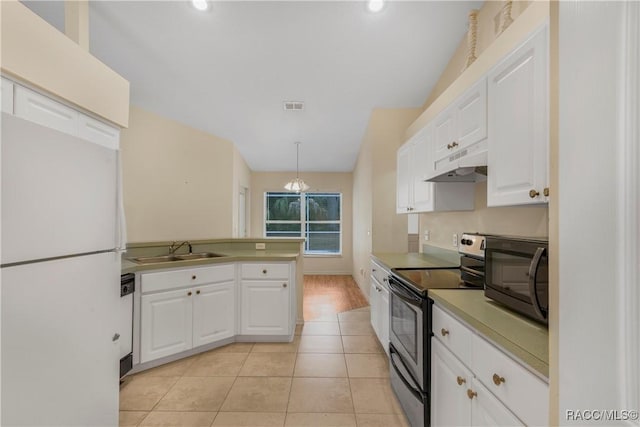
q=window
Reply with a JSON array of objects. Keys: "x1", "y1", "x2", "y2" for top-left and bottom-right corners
[{"x1": 265, "y1": 192, "x2": 342, "y2": 255}]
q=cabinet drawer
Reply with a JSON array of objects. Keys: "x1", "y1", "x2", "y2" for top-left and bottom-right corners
[
  {"x1": 471, "y1": 334, "x2": 548, "y2": 426},
  {"x1": 370, "y1": 260, "x2": 390, "y2": 286},
  {"x1": 432, "y1": 305, "x2": 472, "y2": 367},
  {"x1": 141, "y1": 264, "x2": 235, "y2": 294},
  {"x1": 241, "y1": 263, "x2": 290, "y2": 280}
]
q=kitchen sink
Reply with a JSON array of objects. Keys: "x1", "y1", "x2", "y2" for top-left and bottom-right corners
[
  {"x1": 131, "y1": 255, "x2": 179, "y2": 264},
  {"x1": 131, "y1": 252, "x2": 225, "y2": 264},
  {"x1": 174, "y1": 252, "x2": 225, "y2": 260}
]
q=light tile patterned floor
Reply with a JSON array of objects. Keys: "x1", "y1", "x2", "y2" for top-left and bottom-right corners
[{"x1": 119, "y1": 308, "x2": 409, "y2": 427}]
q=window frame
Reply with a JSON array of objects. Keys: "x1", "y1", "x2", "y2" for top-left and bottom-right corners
[{"x1": 264, "y1": 191, "x2": 342, "y2": 256}]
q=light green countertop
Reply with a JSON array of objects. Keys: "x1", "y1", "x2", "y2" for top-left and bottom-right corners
[
  {"x1": 122, "y1": 249, "x2": 300, "y2": 274},
  {"x1": 429, "y1": 289, "x2": 549, "y2": 378},
  {"x1": 372, "y1": 250, "x2": 459, "y2": 270},
  {"x1": 121, "y1": 239, "x2": 303, "y2": 274}
]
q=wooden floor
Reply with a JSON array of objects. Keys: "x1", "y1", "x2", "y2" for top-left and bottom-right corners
[{"x1": 303, "y1": 275, "x2": 369, "y2": 321}]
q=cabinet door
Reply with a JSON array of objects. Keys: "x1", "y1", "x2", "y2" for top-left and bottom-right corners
[
  {"x1": 193, "y1": 281, "x2": 235, "y2": 347},
  {"x1": 78, "y1": 113, "x2": 120, "y2": 150},
  {"x1": 379, "y1": 285, "x2": 390, "y2": 355},
  {"x1": 369, "y1": 281, "x2": 381, "y2": 339},
  {"x1": 470, "y1": 379, "x2": 524, "y2": 426},
  {"x1": 2, "y1": 77, "x2": 14, "y2": 114},
  {"x1": 14, "y1": 85, "x2": 79, "y2": 135},
  {"x1": 431, "y1": 339, "x2": 472, "y2": 427},
  {"x1": 432, "y1": 107, "x2": 457, "y2": 177},
  {"x1": 411, "y1": 131, "x2": 435, "y2": 212},
  {"x1": 396, "y1": 143, "x2": 412, "y2": 213},
  {"x1": 140, "y1": 289, "x2": 193, "y2": 363},
  {"x1": 455, "y1": 79, "x2": 487, "y2": 150},
  {"x1": 487, "y1": 24, "x2": 549, "y2": 206},
  {"x1": 241, "y1": 280, "x2": 290, "y2": 335}
]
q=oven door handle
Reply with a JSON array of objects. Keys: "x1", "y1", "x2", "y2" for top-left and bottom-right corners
[
  {"x1": 460, "y1": 265, "x2": 483, "y2": 277},
  {"x1": 528, "y1": 247, "x2": 546, "y2": 320},
  {"x1": 388, "y1": 278, "x2": 422, "y2": 307},
  {"x1": 389, "y1": 345, "x2": 424, "y2": 402}
]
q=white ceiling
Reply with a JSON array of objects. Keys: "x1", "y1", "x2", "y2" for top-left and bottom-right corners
[{"x1": 23, "y1": 1, "x2": 481, "y2": 172}]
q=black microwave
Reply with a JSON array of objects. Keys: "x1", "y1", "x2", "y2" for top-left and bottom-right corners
[{"x1": 484, "y1": 236, "x2": 548, "y2": 325}]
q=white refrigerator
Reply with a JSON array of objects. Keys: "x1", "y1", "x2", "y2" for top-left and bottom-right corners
[{"x1": 1, "y1": 112, "x2": 124, "y2": 426}]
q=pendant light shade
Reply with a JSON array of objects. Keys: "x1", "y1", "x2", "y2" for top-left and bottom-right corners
[{"x1": 284, "y1": 142, "x2": 310, "y2": 193}]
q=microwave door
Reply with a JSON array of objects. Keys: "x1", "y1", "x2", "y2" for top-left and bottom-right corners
[{"x1": 528, "y1": 247, "x2": 548, "y2": 321}]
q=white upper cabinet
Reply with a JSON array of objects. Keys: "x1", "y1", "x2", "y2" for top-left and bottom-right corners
[
  {"x1": 432, "y1": 79, "x2": 488, "y2": 179},
  {"x1": 487, "y1": 23, "x2": 549, "y2": 206},
  {"x1": 78, "y1": 114, "x2": 120, "y2": 150},
  {"x1": 411, "y1": 127, "x2": 436, "y2": 212},
  {"x1": 396, "y1": 126, "x2": 474, "y2": 214},
  {"x1": 8, "y1": 81, "x2": 120, "y2": 149},
  {"x1": 455, "y1": 79, "x2": 488, "y2": 150},
  {"x1": 14, "y1": 85, "x2": 79, "y2": 136},
  {"x1": 1, "y1": 77, "x2": 14, "y2": 114},
  {"x1": 433, "y1": 106, "x2": 457, "y2": 170},
  {"x1": 396, "y1": 142, "x2": 413, "y2": 213}
]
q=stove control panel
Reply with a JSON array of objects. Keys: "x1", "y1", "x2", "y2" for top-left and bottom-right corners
[{"x1": 459, "y1": 233, "x2": 486, "y2": 259}]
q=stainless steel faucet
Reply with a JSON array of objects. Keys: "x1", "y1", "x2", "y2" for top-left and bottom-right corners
[{"x1": 169, "y1": 241, "x2": 192, "y2": 254}]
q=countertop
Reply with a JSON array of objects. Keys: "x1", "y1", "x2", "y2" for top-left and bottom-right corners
[
  {"x1": 429, "y1": 289, "x2": 549, "y2": 378},
  {"x1": 122, "y1": 248, "x2": 300, "y2": 274},
  {"x1": 372, "y1": 249, "x2": 460, "y2": 270}
]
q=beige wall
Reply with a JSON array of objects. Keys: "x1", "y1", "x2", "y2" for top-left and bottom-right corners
[
  {"x1": 250, "y1": 172, "x2": 353, "y2": 275},
  {"x1": 419, "y1": 182, "x2": 548, "y2": 249},
  {"x1": 232, "y1": 148, "x2": 252, "y2": 237},
  {"x1": 351, "y1": 108, "x2": 421, "y2": 297},
  {"x1": 422, "y1": 1, "x2": 532, "y2": 110},
  {"x1": 121, "y1": 106, "x2": 237, "y2": 242},
  {"x1": 0, "y1": 0, "x2": 129, "y2": 127},
  {"x1": 406, "y1": 1, "x2": 548, "y2": 140}
]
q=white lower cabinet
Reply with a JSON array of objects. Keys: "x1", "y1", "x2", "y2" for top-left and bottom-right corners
[
  {"x1": 370, "y1": 259, "x2": 390, "y2": 354},
  {"x1": 193, "y1": 282, "x2": 235, "y2": 347},
  {"x1": 141, "y1": 288, "x2": 193, "y2": 363},
  {"x1": 240, "y1": 262, "x2": 294, "y2": 336},
  {"x1": 470, "y1": 378, "x2": 524, "y2": 426},
  {"x1": 431, "y1": 339, "x2": 473, "y2": 427},
  {"x1": 241, "y1": 280, "x2": 290, "y2": 335},
  {"x1": 139, "y1": 264, "x2": 236, "y2": 363},
  {"x1": 432, "y1": 341, "x2": 521, "y2": 427},
  {"x1": 431, "y1": 304, "x2": 547, "y2": 427}
]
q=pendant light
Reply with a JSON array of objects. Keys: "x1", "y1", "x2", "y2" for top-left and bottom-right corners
[{"x1": 284, "y1": 142, "x2": 310, "y2": 193}]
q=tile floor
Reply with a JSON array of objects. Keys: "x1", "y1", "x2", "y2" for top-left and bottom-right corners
[{"x1": 119, "y1": 306, "x2": 409, "y2": 427}]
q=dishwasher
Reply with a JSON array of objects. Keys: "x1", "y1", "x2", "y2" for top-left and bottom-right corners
[{"x1": 120, "y1": 273, "x2": 135, "y2": 378}]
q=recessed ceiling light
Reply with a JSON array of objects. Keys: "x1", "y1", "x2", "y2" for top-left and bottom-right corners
[
  {"x1": 191, "y1": 0, "x2": 209, "y2": 12},
  {"x1": 367, "y1": 0, "x2": 385, "y2": 13}
]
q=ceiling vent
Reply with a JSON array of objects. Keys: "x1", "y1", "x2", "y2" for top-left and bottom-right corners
[{"x1": 283, "y1": 101, "x2": 304, "y2": 111}]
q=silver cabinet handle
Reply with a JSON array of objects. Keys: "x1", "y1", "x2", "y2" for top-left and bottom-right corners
[{"x1": 112, "y1": 333, "x2": 120, "y2": 342}]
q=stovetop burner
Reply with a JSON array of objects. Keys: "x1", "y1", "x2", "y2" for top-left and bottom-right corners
[{"x1": 390, "y1": 268, "x2": 479, "y2": 296}]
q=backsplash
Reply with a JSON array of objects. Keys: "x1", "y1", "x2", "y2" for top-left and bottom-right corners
[{"x1": 419, "y1": 182, "x2": 549, "y2": 251}]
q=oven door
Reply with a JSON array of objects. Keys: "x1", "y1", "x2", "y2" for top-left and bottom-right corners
[{"x1": 388, "y1": 274, "x2": 424, "y2": 390}]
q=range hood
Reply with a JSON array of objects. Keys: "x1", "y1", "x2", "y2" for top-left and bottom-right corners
[{"x1": 426, "y1": 145, "x2": 488, "y2": 183}]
